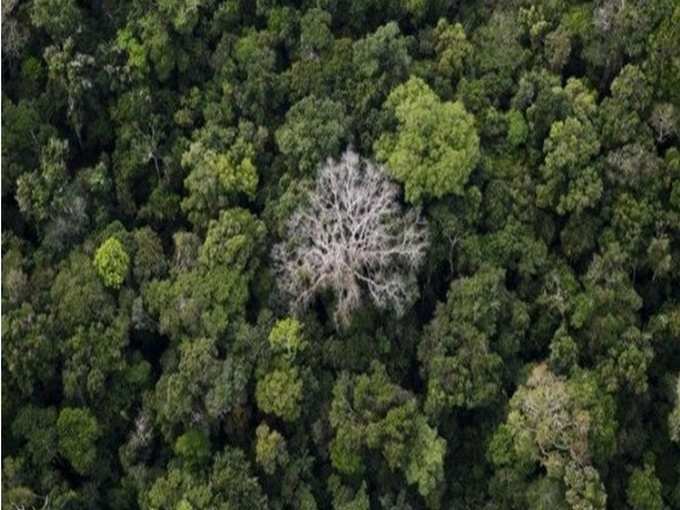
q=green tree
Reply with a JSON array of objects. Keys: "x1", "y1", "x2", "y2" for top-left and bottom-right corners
[
  {"x1": 537, "y1": 115, "x2": 601, "y2": 215},
  {"x1": 375, "y1": 76, "x2": 479, "y2": 203},
  {"x1": 328, "y1": 477, "x2": 370, "y2": 510},
  {"x1": 571, "y1": 243, "x2": 654, "y2": 395},
  {"x1": 2, "y1": 304, "x2": 58, "y2": 400},
  {"x1": 11, "y1": 406, "x2": 58, "y2": 470},
  {"x1": 255, "y1": 366, "x2": 303, "y2": 422},
  {"x1": 489, "y1": 364, "x2": 615, "y2": 508},
  {"x1": 467, "y1": 10, "x2": 529, "y2": 104},
  {"x1": 268, "y1": 318, "x2": 307, "y2": 358},
  {"x1": 132, "y1": 227, "x2": 168, "y2": 284},
  {"x1": 156, "y1": 0, "x2": 211, "y2": 34},
  {"x1": 153, "y1": 337, "x2": 248, "y2": 438},
  {"x1": 329, "y1": 362, "x2": 446, "y2": 503},
  {"x1": 275, "y1": 95, "x2": 350, "y2": 174},
  {"x1": 299, "y1": 8, "x2": 333, "y2": 57},
  {"x1": 94, "y1": 237, "x2": 130, "y2": 289},
  {"x1": 180, "y1": 125, "x2": 259, "y2": 228},
  {"x1": 145, "y1": 208, "x2": 266, "y2": 339},
  {"x1": 57, "y1": 408, "x2": 100, "y2": 475},
  {"x1": 255, "y1": 423, "x2": 288, "y2": 475},
  {"x1": 351, "y1": 21, "x2": 412, "y2": 147},
  {"x1": 2, "y1": 98, "x2": 56, "y2": 200},
  {"x1": 627, "y1": 463, "x2": 663, "y2": 510},
  {"x1": 30, "y1": 0, "x2": 81, "y2": 41},
  {"x1": 143, "y1": 447, "x2": 267, "y2": 510},
  {"x1": 51, "y1": 251, "x2": 116, "y2": 335},
  {"x1": 506, "y1": 109, "x2": 529, "y2": 147},
  {"x1": 15, "y1": 137, "x2": 70, "y2": 225},
  {"x1": 174, "y1": 429, "x2": 211, "y2": 468},
  {"x1": 563, "y1": 461, "x2": 607, "y2": 510},
  {"x1": 232, "y1": 29, "x2": 284, "y2": 124},
  {"x1": 432, "y1": 19, "x2": 470, "y2": 81},
  {"x1": 646, "y1": 5, "x2": 680, "y2": 105},
  {"x1": 419, "y1": 266, "x2": 529, "y2": 415}
]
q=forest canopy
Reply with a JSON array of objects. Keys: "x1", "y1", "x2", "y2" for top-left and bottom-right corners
[{"x1": 2, "y1": 0, "x2": 680, "y2": 509}]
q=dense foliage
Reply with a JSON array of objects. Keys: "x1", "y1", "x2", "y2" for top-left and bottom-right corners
[{"x1": 2, "y1": 0, "x2": 680, "y2": 508}]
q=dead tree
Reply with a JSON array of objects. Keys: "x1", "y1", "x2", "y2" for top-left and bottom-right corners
[{"x1": 273, "y1": 149, "x2": 429, "y2": 325}]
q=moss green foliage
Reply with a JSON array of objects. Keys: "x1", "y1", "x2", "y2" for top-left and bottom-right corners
[
  {"x1": 506, "y1": 110, "x2": 528, "y2": 147},
  {"x1": 180, "y1": 124, "x2": 261, "y2": 228},
  {"x1": 144, "y1": 208, "x2": 266, "y2": 339},
  {"x1": 419, "y1": 266, "x2": 529, "y2": 415},
  {"x1": 627, "y1": 463, "x2": 664, "y2": 510},
  {"x1": 144, "y1": 447, "x2": 268, "y2": 510},
  {"x1": 256, "y1": 366, "x2": 303, "y2": 422},
  {"x1": 56, "y1": 407, "x2": 100, "y2": 475},
  {"x1": 3, "y1": 1, "x2": 680, "y2": 509},
  {"x1": 174, "y1": 429, "x2": 211, "y2": 467},
  {"x1": 268, "y1": 318, "x2": 307, "y2": 356},
  {"x1": 432, "y1": 19, "x2": 470, "y2": 81},
  {"x1": 376, "y1": 76, "x2": 480, "y2": 203},
  {"x1": 255, "y1": 423, "x2": 288, "y2": 475},
  {"x1": 275, "y1": 95, "x2": 350, "y2": 174},
  {"x1": 329, "y1": 362, "x2": 446, "y2": 500},
  {"x1": 94, "y1": 237, "x2": 130, "y2": 289}
]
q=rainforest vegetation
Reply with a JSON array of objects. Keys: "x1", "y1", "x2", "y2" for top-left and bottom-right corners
[{"x1": 2, "y1": 0, "x2": 680, "y2": 508}]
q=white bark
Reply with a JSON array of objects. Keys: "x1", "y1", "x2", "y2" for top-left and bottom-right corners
[
  {"x1": 649, "y1": 103, "x2": 677, "y2": 144},
  {"x1": 273, "y1": 149, "x2": 428, "y2": 325}
]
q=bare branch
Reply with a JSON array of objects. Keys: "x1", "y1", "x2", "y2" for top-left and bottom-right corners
[{"x1": 273, "y1": 149, "x2": 429, "y2": 325}]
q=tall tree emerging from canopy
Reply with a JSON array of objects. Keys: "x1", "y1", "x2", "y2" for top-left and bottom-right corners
[
  {"x1": 273, "y1": 149, "x2": 429, "y2": 325},
  {"x1": 375, "y1": 76, "x2": 480, "y2": 203}
]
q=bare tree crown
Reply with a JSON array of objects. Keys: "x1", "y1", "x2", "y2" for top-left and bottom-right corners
[{"x1": 273, "y1": 149, "x2": 429, "y2": 325}]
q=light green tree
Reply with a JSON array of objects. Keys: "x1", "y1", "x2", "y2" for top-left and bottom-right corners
[
  {"x1": 255, "y1": 367, "x2": 303, "y2": 422},
  {"x1": 94, "y1": 237, "x2": 130, "y2": 289},
  {"x1": 375, "y1": 76, "x2": 479, "y2": 203},
  {"x1": 268, "y1": 318, "x2": 307, "y2": 357},
  {"x1": 181, "y1": 126, "x2": 259, "y2": 228},
  {"x1": 255, "y1": 423, "x2": 288, "y2": 475}
]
